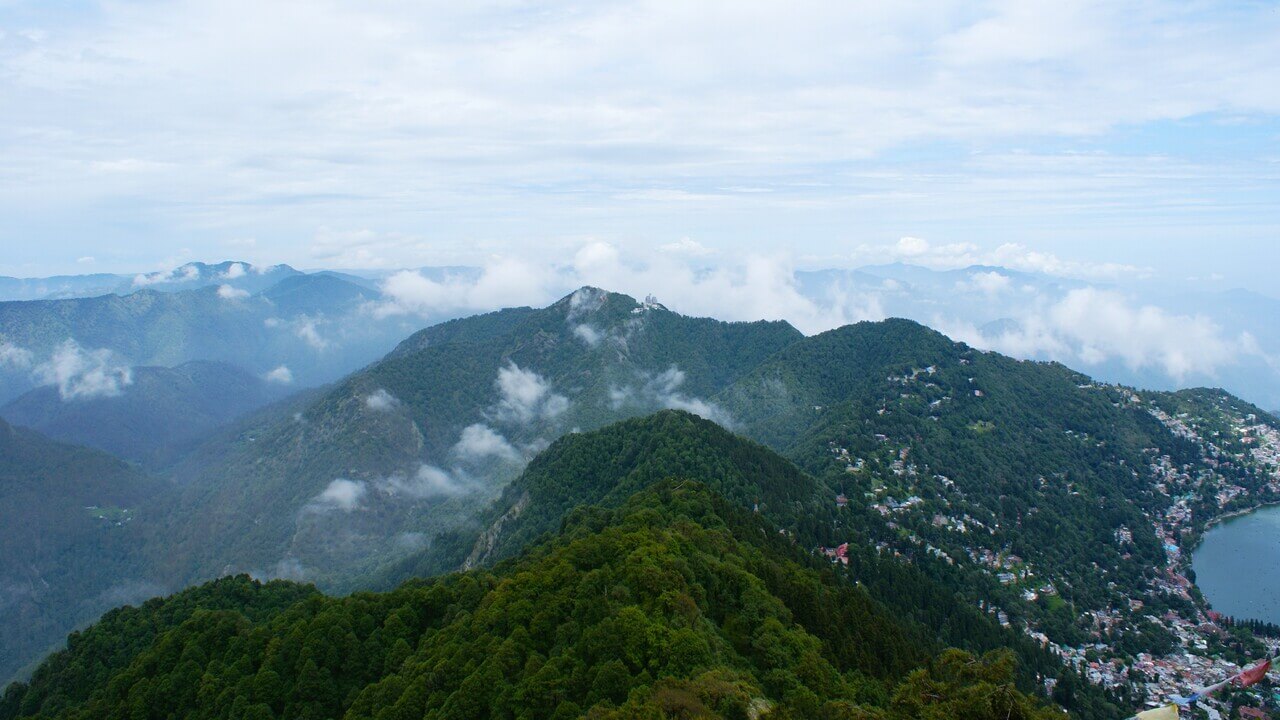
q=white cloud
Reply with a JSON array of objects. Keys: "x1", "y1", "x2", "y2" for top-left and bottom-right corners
[
  {"x1": 364, "y1": 388, "x2": 398, "y2": 412},
  {"x1": 0, "y1": 341, "x2": 33, "y2": 370},
  {"x1": 374, "y1": 258, "x2": 555, "y2": 318},
  {"x1": 254, "y1": 557, "x2": 308, "y2": 581},
  {"x1": 222, "y1": 262, "x2": 246, "y2": 279},
  {"x1": 379, "y1": 464, "x2": 473, "y2": 499},
  {"x1": 132, "y1": 263, "x2": 201, "y2": 287},
  {"x1": 572, "y1": 324, "x2": 602, "y2": 347},
  {"x1": 658, "y1": 238, "x2": 713, "y2": 257},
  {"x1": 293, "y1": 316, "x2": 328, "y2": 350},
  {"x1": 944, "y1": 288, "x2": 1255, "y2": 381},
  {"x1": 33, "y1": 340, "x2": 133, "y2": 400},
  {"x1": 958, "y1": 271, "x2": 1011, "y2": 296},
  {"x1": 895, "y1": 237, "x2": 931, "y2": 257},
  {"x1": 375, "y1": 241, "x2": 891, "y2": 335},
  {"x1": 567, "y1": 286, "x2": 607, "y2": 318},
  {"x1": 850, "y1": 237, "x2": 1151, "y2": 281},
  {"x1": 609, "y1": 365, "x2": 733, "y2": 426},
  {"x1": 3, "y1": 2, "x2": 1279, "y2": 278},
  {"x1": 851, "y1": 237, "x2": 980, "y2": 269},
  {"x1": 76, "y1": 256, "x2": 95, "y2": 264},
  {"x1": 264, "y1": 365, "x2": 293, "y2": 384},
  {"x1": 216, "y1": 283, "x2": 249, "y2": 299},
  {"x1": 452, "y1": 423, "x2": 521, "y2": 463},
  {"x1": 988, "y1": 243, "x2": 1151, "y2": 280},
  {"x1": 306, "y1": 478, "x2": 366, "y2": 512},
  {"x1": 492, "y1": 363, "x2": 569, "y2": 424}
]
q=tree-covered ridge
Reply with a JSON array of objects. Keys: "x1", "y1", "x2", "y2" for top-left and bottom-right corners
[
  {"x1": 417, "y1": 410, "x2": 824, "y2": 574},
  {"x1": 1, "y1": 482, "x2": 1062, "y2": 720},
  {"x1": 1, "y1": 576, "x2": 317, "y2": 719}
]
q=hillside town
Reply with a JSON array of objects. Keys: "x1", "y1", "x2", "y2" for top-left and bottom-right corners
[{"x1": 818, "y1": 379, "x2": 1280, "y2": 716}]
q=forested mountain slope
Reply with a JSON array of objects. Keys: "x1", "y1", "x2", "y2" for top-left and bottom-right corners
[
  {"x1": 149, "y1": 289, "x2": 803, "y2": 591},
  {"x1": 0, "y1": 420, "x2": 170, "y2": 683},
  {"x1": 713, "y1": 319, "x2": 1280, "y2": 704},
  {"x1": 1, "y1": 482, "x2": 1063, "y2": 720}
]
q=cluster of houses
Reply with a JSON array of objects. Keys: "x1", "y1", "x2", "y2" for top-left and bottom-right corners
[{"x1": 815, "y1": 384, "x2": 1280, "y2": 714}]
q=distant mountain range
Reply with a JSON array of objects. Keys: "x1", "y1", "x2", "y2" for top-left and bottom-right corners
[
  {"x1": 0, "y1": 268, "x2": 427, "y2": 403},
  {"x1": 5, "y1": 259, "x2": 1278, "y2": 408},
  {"x1": 0, "y1": 361, "x2": 289, "y2": 468},
  {"x1": 0, "y1": 261, "x2": 301, "y2": 301}
]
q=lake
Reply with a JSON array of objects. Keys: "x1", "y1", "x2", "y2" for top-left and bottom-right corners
[{"x1": 1191, "y1": 504, "x2": 1280, "y2": 626}]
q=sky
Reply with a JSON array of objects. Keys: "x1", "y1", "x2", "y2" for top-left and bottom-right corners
[{"x1": 0, "y1": 1, "x2": 1278, "y2": 291}]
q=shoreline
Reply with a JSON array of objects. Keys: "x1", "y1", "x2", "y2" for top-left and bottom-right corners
[
  {"x1": 1202, "y1": 499, "x2": 1280, "y2": 532},
  {"x1": 1183, "y1": 498, "x2": 1280, "y2": 621},
  {"x1": 1190, "y1": 498, "x2": 1280, "y2": 555}
]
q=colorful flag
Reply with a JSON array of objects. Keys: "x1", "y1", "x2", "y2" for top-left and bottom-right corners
[
  {"x1": 1234, "y1": 659, "x2": 1272, "y2": 688},
  {"x1": 1135, "y1": 706, "x2": 1179, "y2": 720}
]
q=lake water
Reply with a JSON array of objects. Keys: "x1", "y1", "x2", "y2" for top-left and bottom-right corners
[{"x1": 1191, "y1": 504, "x2": 1280, "y2": 625}]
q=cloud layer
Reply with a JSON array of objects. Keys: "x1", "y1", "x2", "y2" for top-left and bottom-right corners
[
  {"x1": 3, "y1": 2, "x2": 1277, "y2": 275},
  {"x1": 943, "y1": 288, "x2": 1257, "y2": 382}
]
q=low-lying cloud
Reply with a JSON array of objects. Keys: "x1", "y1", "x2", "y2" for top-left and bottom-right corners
[
  {"x1": 306, "y1": 478, "x2": 367, "y2": 513},
  {"x1": 610, "y1": 365, "x2": 733, "y2": 427},
  {"x1": 0, "y1": 341, "x2": 33, "y2": 370},
  {"x1": 364, "y1": 388, "x2": 399, "y2": 412},
  {"x1": 294, "y1": 316, "x2": 328, "y2": 351},
  {"x1": 374, "y1": 259, "x2": 556, "y2": 319},
  {"x1": 33, "y1": 340, "x2": 133, "y2": 400},
  {"x1": 133, "y1": 263, "x2": 201, "y2": 287},
  {"x1": 369, "y1": 241, "x2": 1265, "y2": 390},
  {"x1": 942, "y1": 288, "x2": 1258, "y2": 381},
  {"x1": 374, "y1": 242, "x2": 888, "y2": 336},
  {"x1": 492, "y1": 363, "x2": 569, "y2": 425},
  {"x1": 379, "y1": 464, "x2": 474, "y2": 499},
  {"x1": 264, "y1": 365, "x2": 293, "y2": 384},
  {"x1": 452, "y1": 423, "x2": 521, "y2": 463},
  {"x1": 851, "y1": 237, "x2": 1152, "y2": 281}
]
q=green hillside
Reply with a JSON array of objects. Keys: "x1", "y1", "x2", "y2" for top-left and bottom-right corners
[
  {"x1": 0, "y1": 481, "x2": 1062, "y2": 720},
  {"x1": 0, "y1": 419, "x2": 171, "y2": 684}
]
